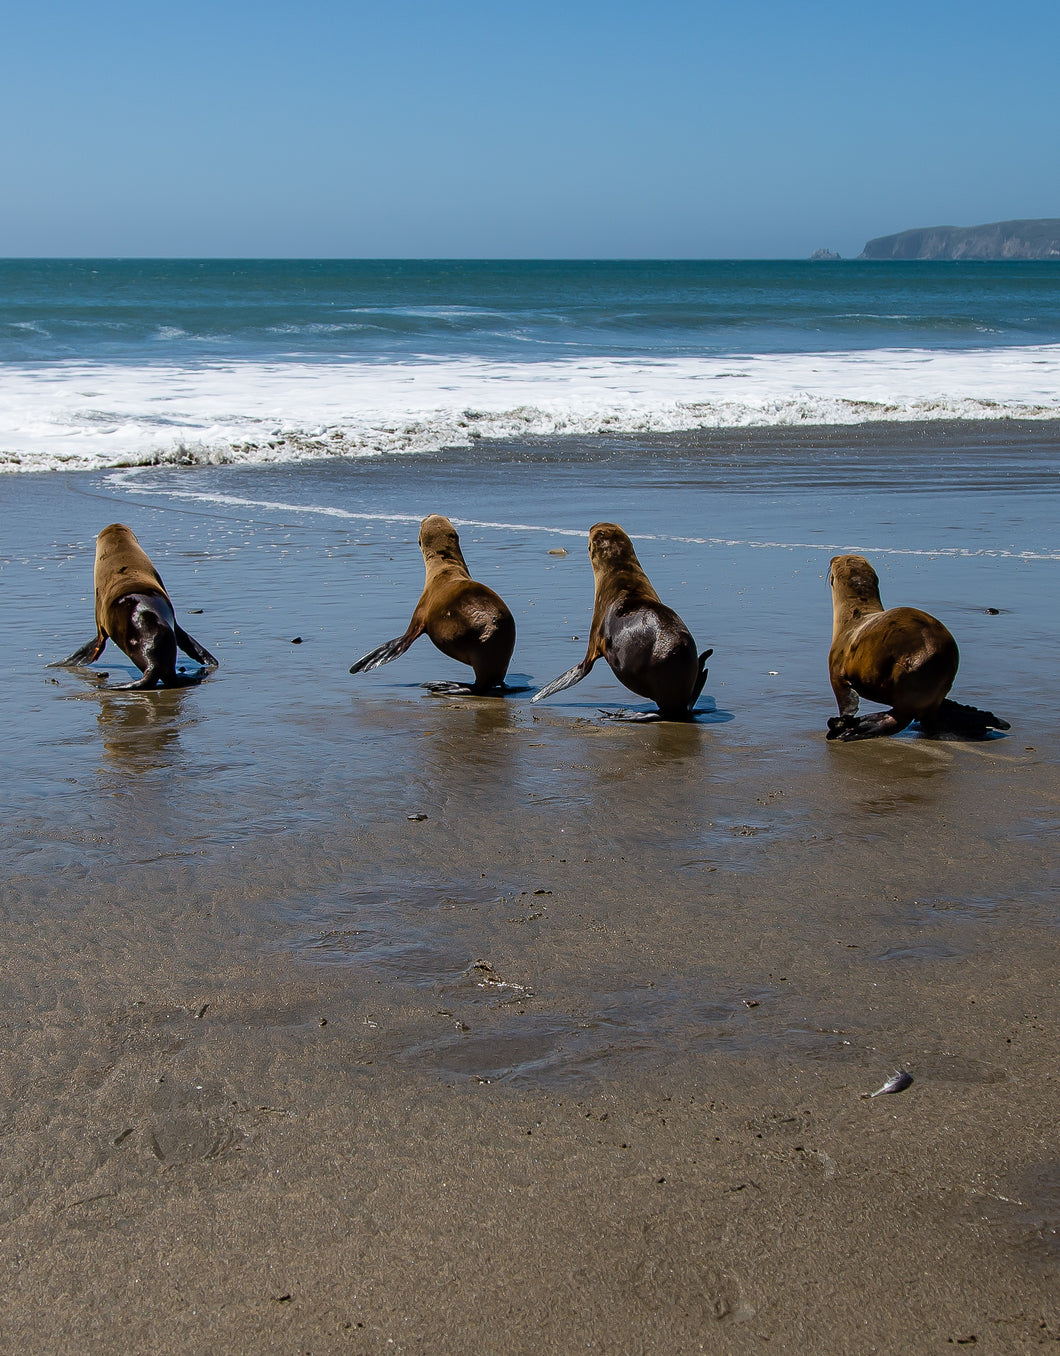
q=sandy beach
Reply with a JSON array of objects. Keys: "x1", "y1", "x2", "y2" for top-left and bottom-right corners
[{"x1": 1, "y1": 423, "x2": 1057, "y2": 1352}]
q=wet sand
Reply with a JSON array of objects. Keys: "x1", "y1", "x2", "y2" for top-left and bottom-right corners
[{"x1": 1, "y1": 423, "x2": 1058, "y2": 1352}]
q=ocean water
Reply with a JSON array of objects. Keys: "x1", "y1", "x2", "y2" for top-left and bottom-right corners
[{"x1": 2, "y1": 259, "x2": 1060, "y2": 472}]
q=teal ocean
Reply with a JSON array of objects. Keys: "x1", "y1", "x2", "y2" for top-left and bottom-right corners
[{"x1": 6, "y1": 258, "x2": 1060, "y2": 362}]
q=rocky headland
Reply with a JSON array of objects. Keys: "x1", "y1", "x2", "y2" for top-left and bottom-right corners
[{"x1": 860, "y1": 218, "x2": 1060, "y2": 260}]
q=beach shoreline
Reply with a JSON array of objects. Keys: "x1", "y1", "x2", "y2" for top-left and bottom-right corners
[{"x1": 1, "y1": 424, "x2": 1057, "y2": 1351}]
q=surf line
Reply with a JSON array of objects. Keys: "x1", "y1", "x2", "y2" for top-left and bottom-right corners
[{"x1": 103, "y1": 470, "x2": 1060, "y2": 563}]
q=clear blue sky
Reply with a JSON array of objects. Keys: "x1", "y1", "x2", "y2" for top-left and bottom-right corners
[{"x1": 1, "y1": 0, "x2": 1056, "y2": 257}]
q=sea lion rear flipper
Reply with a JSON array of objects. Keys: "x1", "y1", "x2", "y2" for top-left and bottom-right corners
[
  {"x1": 175, "y1": 626, "x2": 219, "y2": 669},
  {"x1": 349, "y1": 624, "x2": 423, "y2": 675},
  {"x1": 530, "y1": 657, "x2": 597, "y2": 704},
  {"x1": 690, "y1": 648, "x2": 713, "y2": 707},
  {"x1": 49, "y1": 632, "x2": 107, "y2": 667},
  {"x1": 924, "y1": 698, "x2": 1011, "y2": 738}
]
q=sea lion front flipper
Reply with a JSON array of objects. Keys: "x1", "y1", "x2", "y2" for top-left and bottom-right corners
[
  {"x1": 49, "y1": 632, "x2": 107, "y2": 668},
  {"x1": 829, "y1": 710, "x2": 911, "y2": 741},
  {"x1": 175, "y1": 626, "x2": 219, "y2": 669},
  {"x1": 349, "y1": 623, "x2": 424, "y2": 675},
  {"x1": 530, "y1": 656, "x2": 597, "y2": 704}
]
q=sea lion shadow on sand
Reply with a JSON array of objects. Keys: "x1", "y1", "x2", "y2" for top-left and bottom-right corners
[
  {"x1": 826, "y1": 554, "x2": 1009, "y2": 743},
  {"x1": 50, "y1": 524, "x2": 218, "y2": 691},
  {"x1": 365, "y1": 672, "x2": 534, "y2": 700},
  {"x1": 423, "y1": 672, "x2": 534, "y2": 698},
  {"x1": 63, "y1": 662, "x2": 204, "y2": 692},
  {"x1": 597, "y1": 697, "x2": 735, "y2": 725},
  {"x1": 527, "y1": 694, "x2": 734, "y2": 725}
]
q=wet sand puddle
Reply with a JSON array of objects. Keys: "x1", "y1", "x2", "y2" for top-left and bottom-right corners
[
  {"x1": 906, "y1": 887, "x2": 1060, "y2": 927},
  {"x1": 872, "y1": 941, "x2": 962, "y2": 963},
  {"x1": 671, "y1": 800, "x2": 798, "y2": 874},
  {"x1": 970, "y1": 1162, "x2": 1060, "y2": 1271},
  {"x1": 284, "y1": 881, "x2": 508, "y2": 983},
  {"x1": 277, "y1": 879, "x2": 880, "y2": 1085}
]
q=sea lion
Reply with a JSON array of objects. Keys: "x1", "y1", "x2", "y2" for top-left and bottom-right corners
[
  {"x1": 349, "y1": 515, "x2": 517, "y2": 695},
  {"x1": 531, "y1": 522, "x2": 712, "y2": 720},
  {"x1": 51, "y1": 523, "x2": 218, "y2": 690},
  {"x1": 826, "y1": 553, "x2": 1009, "y2": 740}
]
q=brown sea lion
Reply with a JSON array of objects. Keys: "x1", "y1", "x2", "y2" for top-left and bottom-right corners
[
  {"x1": 349, "y1": 515, "x2": 517, "y2": 695},
  {"x1": 531, "y1": 522, "x2": 712, "y2": 720},
  {"x1": 826, "y1": 553, "x2": 1009, "y2": 740},
  {"x1": 50, "y1": 523, "x2": 218, "y2": 690}
]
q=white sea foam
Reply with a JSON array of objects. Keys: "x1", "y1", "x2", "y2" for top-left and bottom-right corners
[{"x1": 3, "y1": 346, "x2": 1060, "y2": 473}]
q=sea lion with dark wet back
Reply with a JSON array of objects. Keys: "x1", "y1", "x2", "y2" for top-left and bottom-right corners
[
  {"x1": 826, "y1": 553, "x2": 1009, "y2": 740},
  {"x1": 531, "y1": 522, "x2": 712, "y2": 720},
  {"x1": 50, "y1": 523, "x2": 218, "y2": 690},
  {"x1": 349, "y1": 515, "x2": 517, "y2": 695}
]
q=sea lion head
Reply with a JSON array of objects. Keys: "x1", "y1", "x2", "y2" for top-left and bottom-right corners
[
  {"x1": 829, "y1": 554, "x2": 882, "y2": 606},
  {"x1": 97, "y1": 522, "x2": 138, "y2": 546},
  {"x1": 418, "y1": 514, "x2": 468, "y2": 572},
  {"x1": 588, "y1": 522, "x2": 640, "y2": 573}
]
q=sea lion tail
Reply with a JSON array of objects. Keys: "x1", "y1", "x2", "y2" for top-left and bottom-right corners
[
  {"x1": 927, "y1": 698, "x2": 1011, "y2": 738},
  {"x1": 350, "y1": 629, "x2": 420, "y2": 674}
]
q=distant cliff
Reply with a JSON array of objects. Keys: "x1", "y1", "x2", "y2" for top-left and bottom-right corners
[{"x1": 859, "y1": 219, "x2": 1060, "y2": 261}]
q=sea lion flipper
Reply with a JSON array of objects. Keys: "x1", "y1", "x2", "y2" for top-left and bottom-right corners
[
  {"x1": 349, "y1": 625, "x2": 423, "y2": 675},
  {"x1": 829, "y1": 710, "x2": 911, "y2": 740},
  {"x1": 174, "y1": 625, "x2": 219, "y2": 669},
  {"x1": 923, "y1": 698, "x2": 1011, "y2": 738},
  {"x1": 530, "y1": 657, "x2": 597, "y2": 704},
  {"x1": 689, "y1": 648, "x2": 713, "y2": 707},
  {"x1": 50, "y1": 632, "x2": 107, "y2": 668}
]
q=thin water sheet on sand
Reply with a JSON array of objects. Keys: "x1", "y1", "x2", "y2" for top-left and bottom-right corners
[{"x1": 0, "y1": 423, "x2": 1057, "y2": 1352}]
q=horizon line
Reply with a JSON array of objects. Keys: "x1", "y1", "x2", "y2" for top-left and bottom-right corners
[{"x1": 4, "y1": 254, "x2": 1055, "y2": 264}]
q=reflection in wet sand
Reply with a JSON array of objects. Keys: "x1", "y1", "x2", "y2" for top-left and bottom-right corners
[{"x1": 95, "y1": 688, "x2": 196, "y2": 770}]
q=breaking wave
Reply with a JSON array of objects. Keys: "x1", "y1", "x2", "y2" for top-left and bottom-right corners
[{"x1": 3, "y1": 346, "x2": 1059, "y2": 473}]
